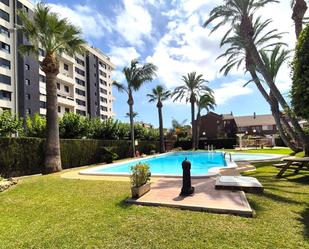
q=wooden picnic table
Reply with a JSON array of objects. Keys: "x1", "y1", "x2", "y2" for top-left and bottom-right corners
[{"x1": 276, "y1": 157, "x2": 309, "y2": 177}]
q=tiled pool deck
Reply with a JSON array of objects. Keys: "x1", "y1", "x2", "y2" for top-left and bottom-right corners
[{"x1": 126, "y1": 177, "x2": 253, "y2": 217}]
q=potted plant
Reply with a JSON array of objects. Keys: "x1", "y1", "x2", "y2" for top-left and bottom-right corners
[{"x1": 130, "y1": 163, "x2": 151, "y2": 199}]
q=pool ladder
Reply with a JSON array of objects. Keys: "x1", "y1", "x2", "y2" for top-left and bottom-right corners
[{"x1": 224, "y1": 152, "x2": 232, "y2": 162}]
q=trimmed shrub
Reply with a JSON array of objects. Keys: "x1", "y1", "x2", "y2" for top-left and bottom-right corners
[{"x1": 0, "y1": 138, "x2": 160, "y2": 177}]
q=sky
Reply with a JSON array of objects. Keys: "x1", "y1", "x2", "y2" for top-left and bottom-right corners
[{"x1": 35, "y1": 0, "x2": 297, "y2": 128}]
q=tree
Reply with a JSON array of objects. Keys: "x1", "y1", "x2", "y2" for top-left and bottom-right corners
[
  {"x1": 173, "y1": 72, "x2": 211, "y2": 150},
  {"x1": 18, "y1": 4, "x2": 85, "y2": 173},
  {"x1": 147, "y1": 85, "x2": 171, "y2": 153},
  {"x1": 204, "y1": 0, "x2": 308, "y2": 155},
  {"x1": 216, "y1": 19, "x2": 301, "y2": 152},
  {"x1": 195, "y1": 93, "x2": 216, "y2": 149},
  {"x1": 25, "y1": 113, "x2": 46, "y2": 138},
  {"x1": 291, "y1": 0, "x2": 308, "y2": 39},
  {"x1": 113, "y1": 60, "x2": 157, "y2": 157},
  {"x1": 0, "y1": 111, "x2": 23, "y2": 137},
  {"x1": 59, "y1": 112, "x2": 88, "y2": 139},
  {"x1": 125, "y1": 112, "x2": 138, "y2": 119},
  {"x1": 292, "y1": 23, "x2": 309, "y2": 121}
]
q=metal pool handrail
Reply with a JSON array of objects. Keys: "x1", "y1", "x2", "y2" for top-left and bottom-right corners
[{"x1": 224, "y1": 152, "x2": 232, "y2": 162}]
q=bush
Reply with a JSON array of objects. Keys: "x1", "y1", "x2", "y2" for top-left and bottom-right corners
[
  {"x1": 59, "y1": 113, "x2": 89, "y2": 139},
  {"x1": 0, "y1": 111, "x2": 23, "y2": 137},
  {"x1": 130, "y1": 163, "x2": 151, "y2": 187},
  {"x1": 291, "y1": 23, "x2": 309, "y2": 120},
  {"x1": 0, "y1": 138, "x2": 160, "y2": 177},
  {"x1": 25, "y1": 114, "x2": 46, "y2": 138}
]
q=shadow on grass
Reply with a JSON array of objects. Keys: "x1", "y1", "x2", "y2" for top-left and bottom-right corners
[
  {"x1": 287, "y1": 175, "x2": 309, "y2": 185},
  {"x1": 247, "y1": 198, "x2": 265, "y2": 212},
  {"x1": 116, "y1": 197, "x2": 132, "y2": 209},
  {"x1": 262, "y1": 191, "x2": 305, "y2": 205},
  {"x1": 299, "y1": 206, "x2": 309, "y2": 240}
]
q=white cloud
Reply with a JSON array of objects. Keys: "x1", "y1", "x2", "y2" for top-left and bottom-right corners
[
  {"x1": 115, "y1": 0, "x2": 153, "y2": 46},
  {"x1": 109, "y1": 46, "x2": 140, "y2": 68},
  {"x1": 48, "y1": 4, "x2": 112, "y2": 40},
  {"x1": 214, "y1": 80, "x2": 254, "y2": 105}
]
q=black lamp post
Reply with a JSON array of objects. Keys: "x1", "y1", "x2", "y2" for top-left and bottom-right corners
[{"x1": 180, "y1": 158, "x2": 195, "y2": 196}]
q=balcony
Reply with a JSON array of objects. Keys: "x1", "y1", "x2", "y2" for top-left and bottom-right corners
[
  {"x1": 61, "y1": 53, "x2": 75, "y2": 64},
  {"x1": 57, "y1": 94, "x2": 75, "y2": 107},
  {"x1": 57, "y1": 72, "x2": 75, "y2": 85}
]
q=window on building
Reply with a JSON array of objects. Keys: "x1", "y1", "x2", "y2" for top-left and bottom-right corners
[
  {"x1": 75, "y1": 57, "x2": 85, "y2": 66},
  {"x1": 75, "y1": 77, "x2": 85, "y2": 86},
  {"x1": 101, "y1": 115, "x2": 108, "y2": 120},
  {"x1": 26, "y1": 94, "x2": 30, "y2": 100},
  {"x1": 25, "y1": 64, "x2": 30, "y2": 70},
  {"x1": 0, "y1": 25, "x2": 9, "y2": 38},
  {"x1": 26, "y1": 108, "x2": 31, "y2": 115},
  {"x1": 75, "y1": 67, "x2": 85, "y2": 76},
  {"x1": 76, "y1": 99, "x2": 86, "y2": 106},
  {"x1": 39, "y1": 48, "x2": 45, "y2": 57},
  {"x1": 76, "y1": 109, "x2": 86, "y2": 116},
  {"x1": 0, "y1": 58, "x2": 10, "y2": 69},
  {"x1": 100, "y1": 88, "x2": 107, "y2": 94},
  {"x1": 0, "y1": 90, "x2": 11, "y2": 100},
  {"x1": 58, "y1": 106, "x2": 61, "y2": 113},
  {"x1": 100, "y1": 79, "x2": 107, "y2": 86},
  {"x1": 65, "y1": 108, "x2": 70, "y2": 113},
  {"x1": 57, "y1": 83, "x2": 60, "y2": 90},
  {"x1": 64, "y1": 85, "x2": 69, "y2": 93},
  {"x1": 100, "y1": 97, "x2": 107, "y2": 103},
  {"x1": 0, "y1": 9, "x2": 9, "y2": 22},
  {"x1": 0, "y1": 0, "x2": 9, "y2": 6},
  {"x1": 25, "y1": 79, "x2": 30, "y2": 85},
  {"x1": 40, "y1": 101, "x2": 46, "y2": 109},
  {"x1": 39, "y1": 74, "x2": 46, "y2": 83},
  {"x1": 64, "y1": 63, "x2": 69, "y2": 71},
  {"x1": 0, "y1": 74, "x2": 10, "y2": 85},
  {"x1": 75, "y1": 88, "x2": 85, "y2": 96},
  {"x1": 262, "y1": 125, "x2": 273, "y2": 131},
  {"x1": 101, "y1": 106, "x2": 108, "y2": 112}
]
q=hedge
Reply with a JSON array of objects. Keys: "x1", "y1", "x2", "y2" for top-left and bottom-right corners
[
  {"x1": 0, "y1": 138, "x2": 160, "y2": 177},
  {"x1": 175, "y1": 138, "x2": 237, "y2": 150}
]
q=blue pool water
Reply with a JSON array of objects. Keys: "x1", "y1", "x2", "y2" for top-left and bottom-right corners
[{"x1": 82, "y1": 152, "x2": 282, "y2": 176}]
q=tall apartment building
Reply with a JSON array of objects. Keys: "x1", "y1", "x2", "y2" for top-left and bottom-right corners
[{"x1": 0, "y1": 0, "x2": 115, "y2": 119}]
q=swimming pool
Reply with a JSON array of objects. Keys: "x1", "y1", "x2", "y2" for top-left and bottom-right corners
[{"x1": 80, "y1": 151, "x2": 283, "y2": 177}]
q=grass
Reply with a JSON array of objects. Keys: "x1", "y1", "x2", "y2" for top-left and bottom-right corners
[
  {"x1": 218, "y1": 147, "x2": 294, "y2": 155},
  {"x1": 0, "y1": 163, "x2": 308, "y2": 249}
]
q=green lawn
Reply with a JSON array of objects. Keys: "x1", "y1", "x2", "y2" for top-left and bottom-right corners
[
  {"x1": 217, "y1": 147, "x2": 294, "y2": 155},
  {"x1": 0, "y1": 162, "x2": 308, "y2": 249}
]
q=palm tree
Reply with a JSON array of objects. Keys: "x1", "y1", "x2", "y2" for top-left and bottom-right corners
[
  {"x1": 114, "y1": 60, "x2": 157, "y2": 157},
  {"x1": 173, "y1": 72, "x2": 211, "y2": 150},
  {"x1": 204, "y1": 0, "x2": 308, "y2": 154},
  {"x1": 18, "y1": 4, "x2": 85, "y2": 173},
  {"x1": 216, "y1": 19, "x2": 301, "y2": 152},
  {"x1": 291, "y1": 0, "x2": 308, "y2": 38},
  {"x1": 147, "y1": 85, "x2": 171, "y2": 153},
  {"x1": 195, "y1": 94, "x2": 216, "y2": 149},
  {"x1": 125, "y1": 112, "x2": 139, "y2": 119}
]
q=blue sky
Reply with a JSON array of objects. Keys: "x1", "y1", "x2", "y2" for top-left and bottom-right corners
[{"x1": 41, "y1": 0, "x2": 296, "y2": 128}]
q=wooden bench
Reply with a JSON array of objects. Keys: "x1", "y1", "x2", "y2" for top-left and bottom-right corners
[{"x1": 275, "y1": 157, "x2": 309, "y2": 177}]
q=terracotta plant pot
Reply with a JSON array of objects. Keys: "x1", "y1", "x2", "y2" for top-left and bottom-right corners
[{"x1": 131, "y1": 183, "x2": 151, "y2": 199}]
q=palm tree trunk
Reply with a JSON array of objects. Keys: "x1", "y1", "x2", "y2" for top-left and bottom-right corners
[
  {"x1": 44, "y1": 72, "x2": 62, "y2": 173},
  {"x1": 195, "y1": 110, "x2": 201, "y2": 150},
  {"x1": 157, "y1": 104, "x2": 165, "y2": 153},
  {"x1": 244, "y1": 32, "x2": 308, "y2": 151},
  {"x1": 249, "y1": 69, "x2": 301, "y2": 152},
  {"x1": 190, "y1": 100, "x2": 196, "y2": 150},
  {"x1": 292, "y1": 0, "x2": 308, "y2": 39},
  {"x1": 128, "y1": 93, "x2": 135, "y2": 157}
]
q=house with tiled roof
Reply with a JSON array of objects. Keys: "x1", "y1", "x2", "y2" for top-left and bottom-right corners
[{"x1": 198, "y1": 112, "x2": 277, "y2": 139}]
